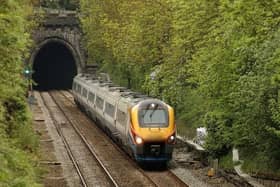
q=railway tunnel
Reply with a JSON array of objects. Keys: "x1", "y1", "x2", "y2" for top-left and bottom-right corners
[{"x1": 32, "y1": 41, "x2": 77, "y2": 91}]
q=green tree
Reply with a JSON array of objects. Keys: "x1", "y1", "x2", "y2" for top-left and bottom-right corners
[{"x1": 80, "y1": 0, "x2": 280, "y2": 172}]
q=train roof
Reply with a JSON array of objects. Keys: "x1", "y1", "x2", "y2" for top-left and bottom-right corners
[{"x1": 74, "y1": 73, "x2": 155, "y2": 105}]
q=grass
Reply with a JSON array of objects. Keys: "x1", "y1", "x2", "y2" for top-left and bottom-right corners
[
  {"x1": 240, "y1": 148, "x2": 280, "y2": 176},
  {"x1": 218, "y1": 152, "x2": 234, "y2": 170}
]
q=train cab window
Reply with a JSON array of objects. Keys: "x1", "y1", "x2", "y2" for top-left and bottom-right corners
[
  {"x1": 117, "y1": 109, "x2": 127, "y2": 124},
  {"x1": 105, "y1": 102, "x2": 115, "y2": 117},
  {"x1": 96, "y1": 96, "x2": 104, "y2": 109},
  {"x1": 88, "y1": 92, "x2": 95, "y2": 103},
  {"x1": 82, "y1": 88, "x2": 88, "y2": 97},
  {"x1": 138, "y1": 105, "x2": 168, "y2": 127}
]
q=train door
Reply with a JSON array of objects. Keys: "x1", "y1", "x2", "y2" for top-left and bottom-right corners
[
  {"x1": 74, "y1": 80, "x2": 82, "y2": 101},
  {"x1": 104, "y1": 96, "x2": 117, "y2": 134},
  {"x1": 87, "y1": 89, "x2": 96, "y2": 119},
  {"x1": 116, "y1": 99, "x2": 129, "y2": 143},
  {"x1": 81, "y1": 84, "x2": 88, "y2": 105},
  {"x1": 95, "y1": 91, "x2": 105, "y2": 122}
]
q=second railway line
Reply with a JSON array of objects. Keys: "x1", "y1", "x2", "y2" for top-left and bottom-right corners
[{"x1": 40, "y1": 91, "x2": 117, "y2": 187}]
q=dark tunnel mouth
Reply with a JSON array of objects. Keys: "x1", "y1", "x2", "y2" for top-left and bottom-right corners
[{"x1": 32, "y1": 41, "x2": 77, "y2": 91}]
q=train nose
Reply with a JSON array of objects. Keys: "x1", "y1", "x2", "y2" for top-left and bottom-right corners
[
  {"x1": 148, "y1": 128, "x2": 161, "y2": 132},
  {"x1": 138, "y1": 127, "x2": 170, "y2": 141},
  {"x1": 150, "y1": 145, "x2": 161, "y2": 156}
]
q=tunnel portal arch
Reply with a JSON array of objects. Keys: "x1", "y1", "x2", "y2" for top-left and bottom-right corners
[
  {"x1": 30, "y1": 38, "x2": 79, "y2": 90},
  {"x1": 29, "y1": 9, "x2": 87, "y2": 90}
]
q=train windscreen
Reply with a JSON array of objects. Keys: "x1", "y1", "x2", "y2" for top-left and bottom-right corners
[{"x1": 139, "y1": 106, "x2": 168, "y2": 127}]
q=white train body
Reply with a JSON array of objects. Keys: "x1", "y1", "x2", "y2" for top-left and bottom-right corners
[{"x1": 72, "y1": 74, "x2": 176, "y2": 163}]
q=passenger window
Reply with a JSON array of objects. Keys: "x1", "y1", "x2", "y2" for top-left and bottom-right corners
[
  {"x1": 82, "y1": 88, "x2": 88, "y2": 97},
  {"x1": 96, "y1": 96, "x2": 104, "y2": 109},
  {"x1": 117, "y1": 109, "x2": 127, "y2": 124},
  {"x1": 88, "y1": 92, "x2": 95, "y2": 103},
  {"x1": 105, "y1": 102, "x2": 115, "y2": 117}
]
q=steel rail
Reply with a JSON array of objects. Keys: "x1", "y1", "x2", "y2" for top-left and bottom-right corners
[
  {"x1": 167, "y1": 170, "x2": 189, "y2": 187},
  {"x1": 39, "y1": 92, "x2": 88, "y2": 187},
  {"x1": 50, "y1": 90, "x2": 119, "y2": 187}
]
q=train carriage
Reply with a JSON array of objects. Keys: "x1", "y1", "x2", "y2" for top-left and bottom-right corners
[{"x1": 72, "y1": 74, "x2": 176, "y2": 163}]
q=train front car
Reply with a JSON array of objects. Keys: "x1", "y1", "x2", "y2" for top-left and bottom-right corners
[{"x1": 129, "y1": 99, "x2": 176, "y2": 163}]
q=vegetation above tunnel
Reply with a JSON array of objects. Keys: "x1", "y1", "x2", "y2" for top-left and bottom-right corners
[{"x1": 80, "y1": 0, "x2": 280, "y2": 173}]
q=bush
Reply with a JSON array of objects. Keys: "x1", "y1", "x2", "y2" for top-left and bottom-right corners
[
  {"x1": 0, "y1": 1, "x2": 41, "y2": 186},
  {"x1": 0, "y1": 140, "x2": 41, "y2": 187}
]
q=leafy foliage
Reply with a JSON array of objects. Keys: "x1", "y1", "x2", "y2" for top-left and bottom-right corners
[
  {"x1": 80, "y1": 0, "x2": 280, "y2": 171},
  {"x1": 0, "y1": 0, "x2": 41, "y2": 186}
]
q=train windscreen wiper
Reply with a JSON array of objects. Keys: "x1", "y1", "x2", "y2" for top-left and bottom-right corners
[
  {"x1": 149, "y1": 104, "x2": 158, "y2": 119},
  {"x1": 142, "y1": 103, "x2": 150, "y2": 119}
]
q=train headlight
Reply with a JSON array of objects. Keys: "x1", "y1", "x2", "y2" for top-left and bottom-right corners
[
  {"x1": 135, "y1": 136, "x2": 143, "y2": 144},
  {"x1": 167, "y1": 134, "x2": 176, "y2": 144}
]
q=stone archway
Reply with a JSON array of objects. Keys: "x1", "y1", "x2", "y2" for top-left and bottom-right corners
[
  {"x1": 30, "y1": 38, "x2": 78, "y2": 90},
  {"x1": 29, "y1": 9, "x2": 91, "y2": 90}
]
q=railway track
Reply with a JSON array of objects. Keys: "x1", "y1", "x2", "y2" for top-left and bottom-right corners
[
  {"x1": 40, "y1": 92, "x2": 118, "y2": 187},
  {"x1": 59, "y1": 90, "x2": 189, "y2": 187}
]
